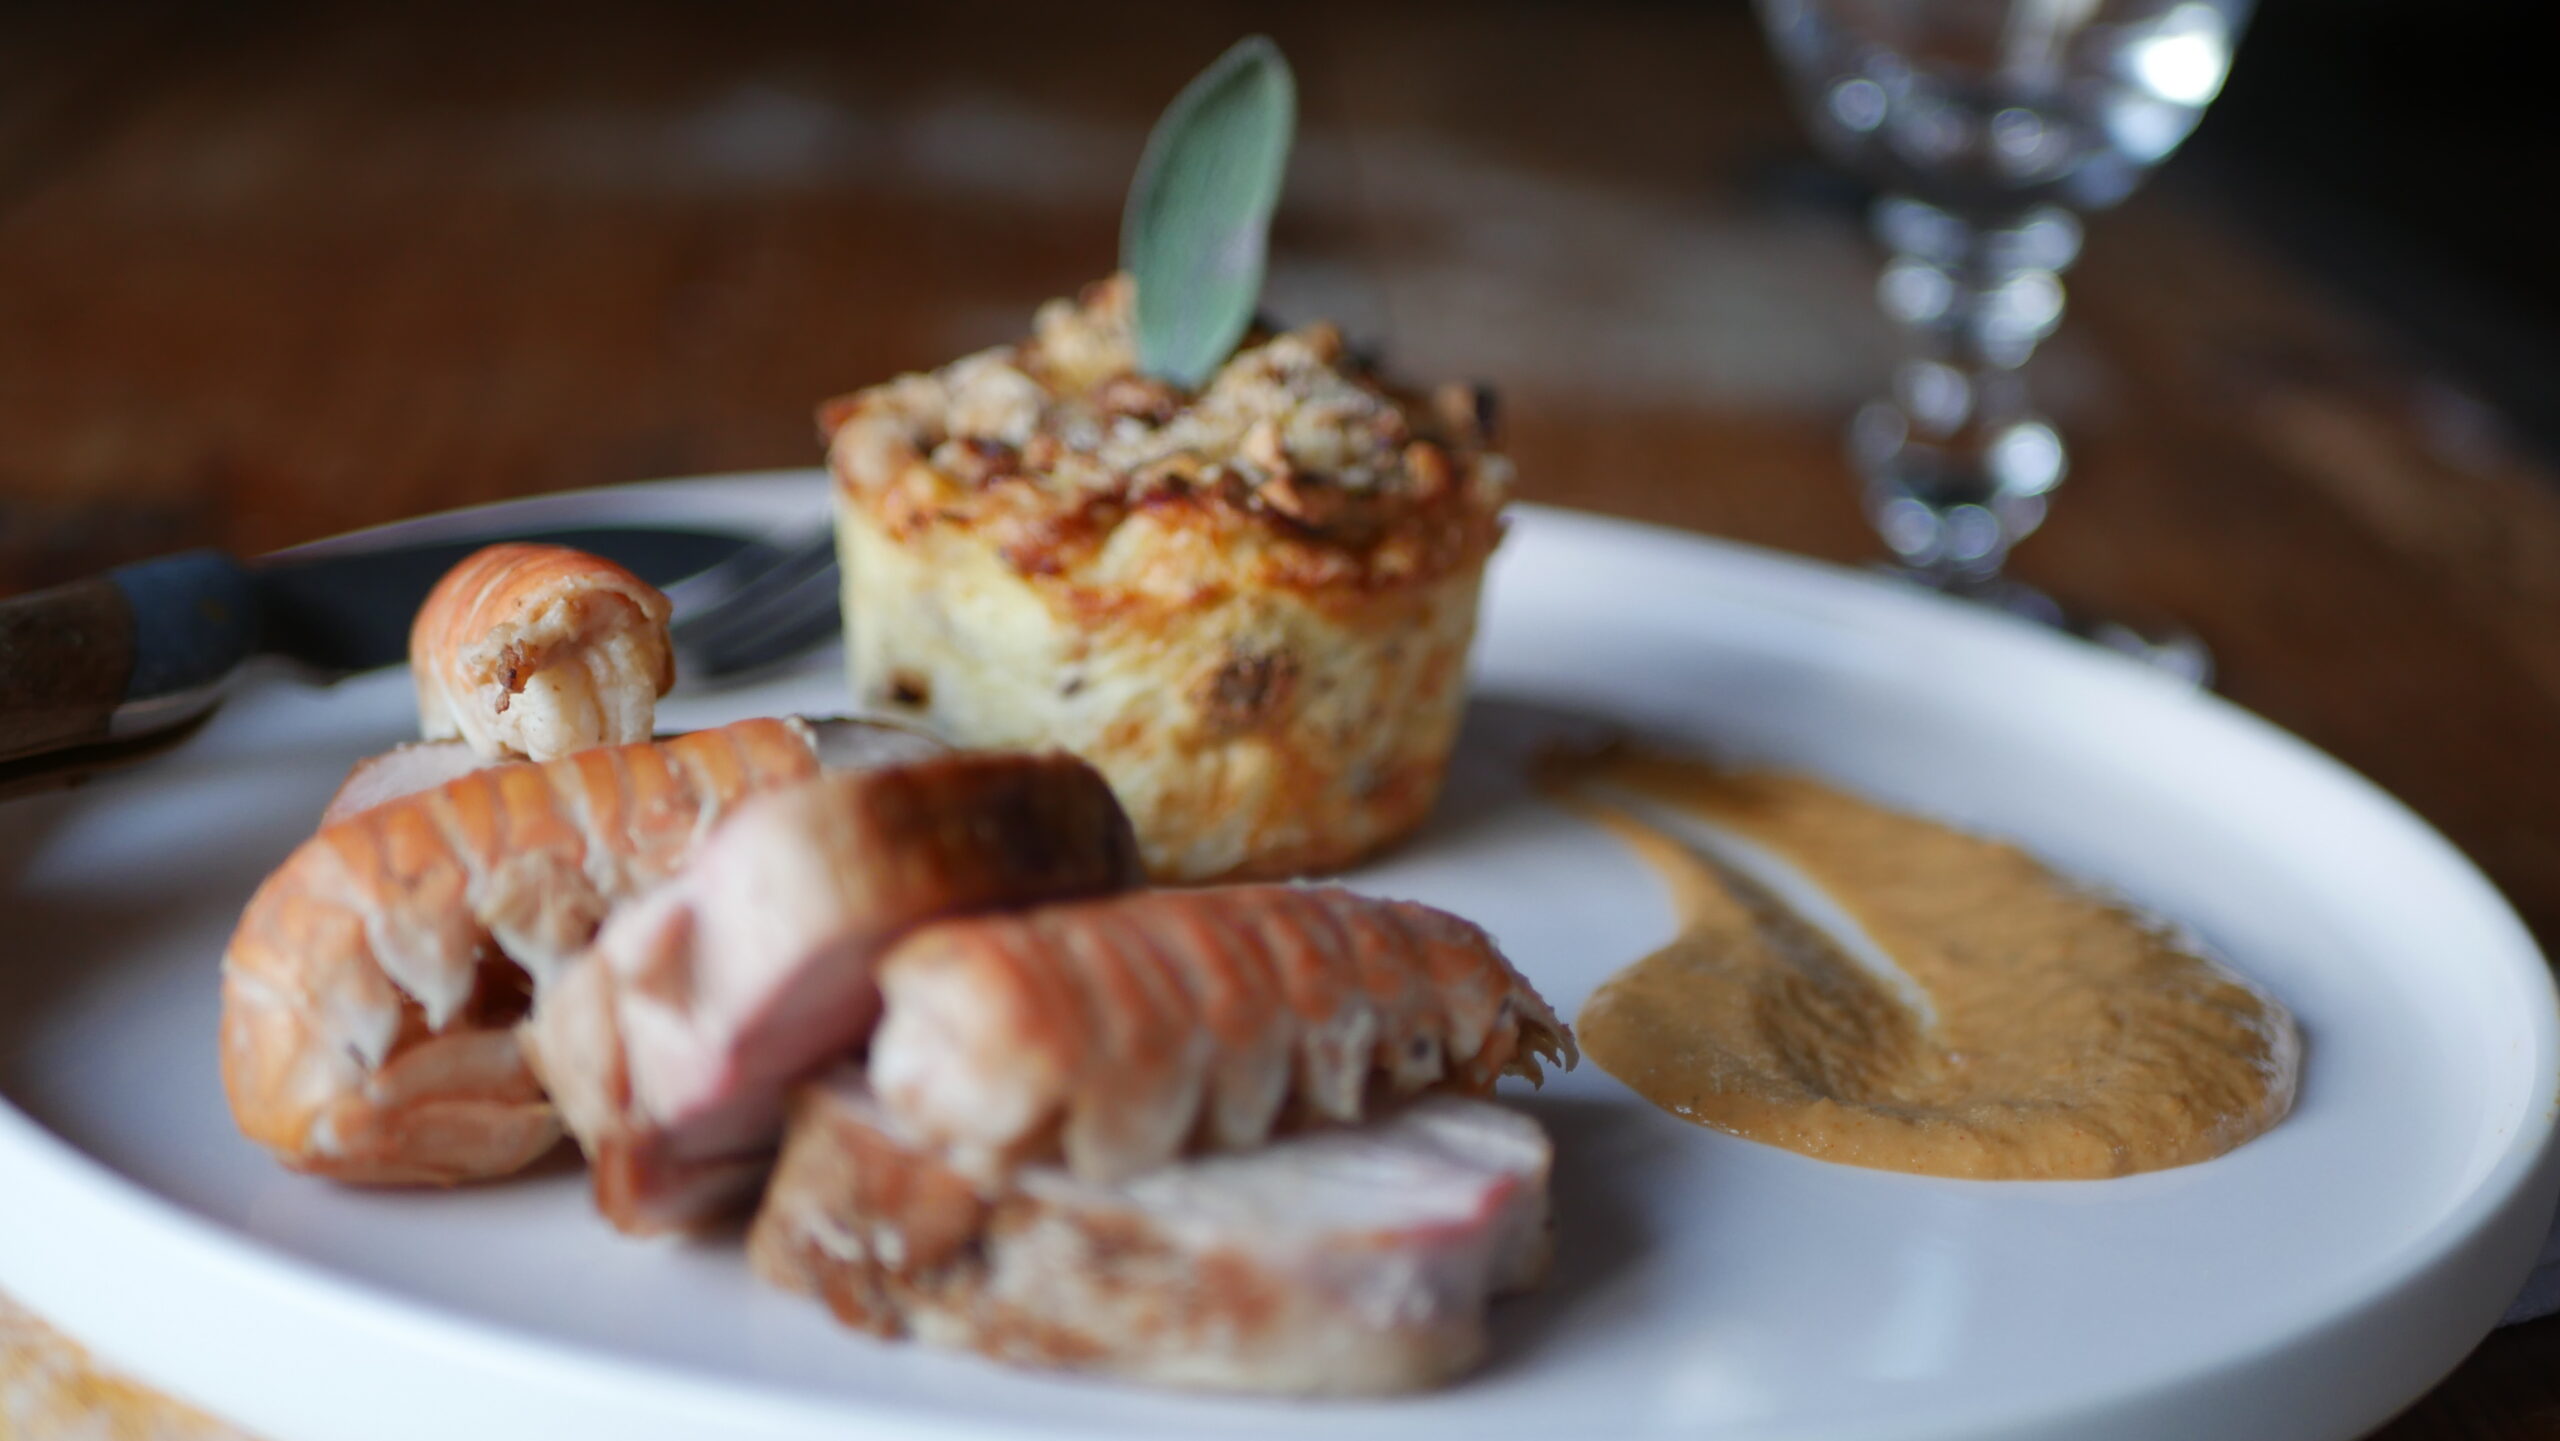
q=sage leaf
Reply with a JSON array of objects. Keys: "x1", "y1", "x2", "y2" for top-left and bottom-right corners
[{"x1": 1122, "y1": 35, "x2": 1296, "y2": 390}]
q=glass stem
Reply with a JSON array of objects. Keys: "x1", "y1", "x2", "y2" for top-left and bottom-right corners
[{"x1": 1851, "y1": 195, "x2": 2083, "y2": 587}]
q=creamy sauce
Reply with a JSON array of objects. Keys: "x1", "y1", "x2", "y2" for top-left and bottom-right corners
[{"x1": 1554, "y1": 750, "x2": 2301, "y2": 1180}]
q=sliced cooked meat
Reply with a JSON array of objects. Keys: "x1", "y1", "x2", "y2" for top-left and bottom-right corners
[
  {"x1": 748, "y1": 1073, "x2": 1553, "y2": 1395},
  {"x1": 321, "y1": 741, "x2": 487, "y2": 827},
  {"x1": 803, "y1": 715, "x2": 951, "y2": 772},
  {"x1": 410, "y1": 543, "x2": 675, "y2": 763},
  {"x1": 867, "y1": 885, "x2": 1576, "y2": 1183},
  {"x1": 221, "y1": 717, "x2": 824, "y2": 1185},
  {"x1": 522, "y1": 754, "x2": 1144, "y2": 1235}
]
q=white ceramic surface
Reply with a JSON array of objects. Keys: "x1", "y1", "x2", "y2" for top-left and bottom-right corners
[{"x1": 3, "y1": 471, "x2": 2554, "y2": 1441}]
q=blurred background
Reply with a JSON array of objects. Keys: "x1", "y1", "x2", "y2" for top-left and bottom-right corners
[
  {"x1": 0, "y1": 10, "x2": 2556, "y2": 872},
  {"x1": 3, "y1": 0, "x2": 2555, "y2": 572},
  {"x1": 2204, "y1": 0, "x2": 2559, "y2": 456},
  {"x1": 5, "y1": 0, "x2": 2560, "y2": 929}
]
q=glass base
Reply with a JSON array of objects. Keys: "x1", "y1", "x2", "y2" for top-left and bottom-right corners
[{"x1": 1877, "y1": 566, "x2": 2214, "y2": 688}]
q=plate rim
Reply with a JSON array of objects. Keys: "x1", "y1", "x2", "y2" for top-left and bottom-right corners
[{"x1": 4, "y1": 468, "x2": 2554, "y2": 1441}]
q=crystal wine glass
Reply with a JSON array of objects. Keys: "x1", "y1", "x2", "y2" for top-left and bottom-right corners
[{"x1": 1754, "y1": 0, "x2": 2251, "y2": 682}]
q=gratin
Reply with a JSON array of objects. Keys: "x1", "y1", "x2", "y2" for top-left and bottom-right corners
[{"x1": 825, "y1": 275, "x2": 1510, "y2": 881}]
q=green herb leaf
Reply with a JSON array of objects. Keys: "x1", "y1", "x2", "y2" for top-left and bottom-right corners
[{"x1": 1122, "y1": 36, "x2": 1296, "y2": 390}]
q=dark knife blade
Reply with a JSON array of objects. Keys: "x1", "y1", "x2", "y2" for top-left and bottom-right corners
[{"x1": 254, "y1": 525, "x2": 750, "y2": 673}]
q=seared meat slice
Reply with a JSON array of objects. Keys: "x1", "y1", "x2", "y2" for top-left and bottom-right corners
[
  {"x1": 868, "y1": 885, "x2": 1575, "y2": 1183},
  {"x1": 321, "y1": 741, "x2": 488, "y2": 827},
  {"x1": 521, "y1": 754, "x2": 1142, "y2": 1234},
  {"x1": 748, "y1": 1073, "x2": 1553, "y2": 1395}
]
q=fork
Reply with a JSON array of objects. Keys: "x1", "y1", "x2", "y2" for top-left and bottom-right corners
[{"x1": 666, "y1": 527, "x2": 844, "y2": 683}]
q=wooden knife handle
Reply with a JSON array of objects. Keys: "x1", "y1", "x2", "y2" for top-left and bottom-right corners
[
  {"x1": 0, "y1": 551, "x2": 260, "y2": 771},
  {"x1": 0, "y1": 576, "x2": 137, "y2": 766}
]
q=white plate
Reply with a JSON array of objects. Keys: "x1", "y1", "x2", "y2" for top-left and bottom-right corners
[{"x1": 4, "y1": 471, "x2": 2554, "y2": 1441}]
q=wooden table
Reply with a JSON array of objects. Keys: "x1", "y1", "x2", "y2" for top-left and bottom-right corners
[{"x1": 5, "y1": 2, "x2": 2558, "y2": 1436}]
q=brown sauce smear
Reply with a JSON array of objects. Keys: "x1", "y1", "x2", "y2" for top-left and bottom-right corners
[{"x1": 1552, "y1": 749, "x2": 2301, "y2": 1180}]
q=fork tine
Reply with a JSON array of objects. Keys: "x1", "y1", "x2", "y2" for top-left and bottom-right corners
[
  {"x1": 676, "y1": 549, "x2": 837, "y2": 653},
  {"x1": 659, "y1": 534, "x2": 791, "y2": 616},
  {"x1": 669, "y1": 532, "x2": 833, "y2": 627},
  {"x1": 669, "y1": 529, "x2": 844, "y2": 682},
  {"x1": 691, "y1": 602, "x2": 845, "y2": 680}
]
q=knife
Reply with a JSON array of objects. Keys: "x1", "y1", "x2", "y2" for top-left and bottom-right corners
[{"x1": 0, "y1": 527, "x2": 752, "y2": 784}]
